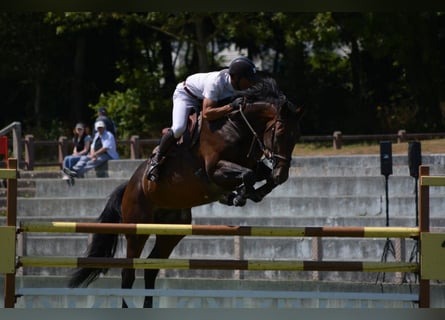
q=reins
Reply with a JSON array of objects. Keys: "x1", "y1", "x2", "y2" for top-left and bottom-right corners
[{"x1": 236, "y1": 99, "x2": 289, "y2": 167}]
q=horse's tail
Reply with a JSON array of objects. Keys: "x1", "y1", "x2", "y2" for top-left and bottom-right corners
[{"x1": 68, "y1": 181, "x2": 128, "y2": 288}]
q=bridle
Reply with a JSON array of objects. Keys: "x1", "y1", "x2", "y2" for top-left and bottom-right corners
[{"x1": 236, "y1": 100, "x2": 290, "y2": 169}]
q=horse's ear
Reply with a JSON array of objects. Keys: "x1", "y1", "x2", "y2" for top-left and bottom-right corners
[
  {"x1": 281, "y1": 100, "x2": 304, "y2": 120},
  {"x1": 295, "y1": 106, "x2": 304, "y2": 121}
]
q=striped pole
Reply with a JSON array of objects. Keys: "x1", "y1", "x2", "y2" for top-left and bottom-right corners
[
  {"x1": 18, "y1": 256, "x2": 419, "y2": 273},
  {"x1": 19, "y1": 222, "x2": 420, "y2": 239}
]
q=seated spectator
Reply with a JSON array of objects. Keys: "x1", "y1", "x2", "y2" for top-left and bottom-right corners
[
  {"x1": 62, "y1": 122, "x2": 92, "y2": 180},
  {"x1": 63, "y1": 120, "x2": 119, "y2": 178}
]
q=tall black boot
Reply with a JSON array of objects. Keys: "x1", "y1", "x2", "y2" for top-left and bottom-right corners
[{"x1": 146, "y1": 129, "x2": 177, "y2": 181}]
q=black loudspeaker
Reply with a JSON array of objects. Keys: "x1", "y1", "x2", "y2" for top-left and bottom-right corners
[
  {"x1": 380, "y1": 141, "x2": 393, "y2": 176},
  {"x1": 408, "y1": 141, "x2": 422, "y2": 178}
]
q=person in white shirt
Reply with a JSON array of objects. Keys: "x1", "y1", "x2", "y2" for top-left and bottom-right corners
[
  {"x1": 146, "y1": 57, "x2": 258, "y2": 181},
  {"x1": 63, "y1": 120, "x2": 119, "y2": 178}
]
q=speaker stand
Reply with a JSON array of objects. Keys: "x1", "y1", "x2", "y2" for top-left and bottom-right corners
[
  {"x1": 376, "y1": 238, "x2": 396, "y2": 284},
  {"x1": 376, "y1": 174, "x2": 396, "y2": 284},
  {"x1": 402, "y1": 176, "x2": 420, "y2": 284}
]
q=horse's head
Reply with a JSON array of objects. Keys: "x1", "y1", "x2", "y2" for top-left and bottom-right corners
[
  {"x1": 262, "y1": 100, "x2": 302, "y2": 185},
  {"x1": 235, "y1": 77, "x2": 303, "y2": 185}
]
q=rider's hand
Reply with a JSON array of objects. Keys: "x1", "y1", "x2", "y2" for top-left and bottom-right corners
[{"x1": 229, "y1": 97, "x2": 244, "y2": 110}]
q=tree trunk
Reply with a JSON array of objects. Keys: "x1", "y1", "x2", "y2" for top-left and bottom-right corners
[
  {"x1": 33, "y1": 79, "x2": 41, "y2": 127},
  {"x1": 159, "y1": 35, "x2": 176, "y2": 94},
  {"x1": 194, "y1": 16, "x2": 209, "y2": 72},
  {"x1": 70, "y1": 36, "x2": 86, "y2": 122}
]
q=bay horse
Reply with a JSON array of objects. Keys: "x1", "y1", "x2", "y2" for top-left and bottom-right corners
[{"x1": 68, "y1": 77, "x2": 303, "y2": 307}]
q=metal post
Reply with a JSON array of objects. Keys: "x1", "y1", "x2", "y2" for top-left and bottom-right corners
[
  {"x1": 11, "y1": 122, "x2": 21, "y2": 168},
  {"x1": 418, "y1": 165, "x2": 430, "y2": 308}
]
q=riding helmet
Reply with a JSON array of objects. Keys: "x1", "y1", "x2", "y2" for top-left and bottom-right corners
[{"x1": 228, "y1": 57, "x2": 257, "y2": 80}]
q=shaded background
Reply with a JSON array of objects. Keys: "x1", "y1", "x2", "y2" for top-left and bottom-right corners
[{"x1": 1, "y1": 12, "x2": 445, "y2": 139}]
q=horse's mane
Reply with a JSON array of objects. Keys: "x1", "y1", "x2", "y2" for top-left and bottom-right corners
[{"x1": 236, "y1": 77, "x2": 287, "y2": 107}]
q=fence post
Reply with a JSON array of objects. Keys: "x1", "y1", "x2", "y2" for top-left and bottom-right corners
[
  {"x1": 24, "y1": 134, "x2": 35, "y2": 170},
  {"x1": 397, "y1": 130, "x2": 407, "y2": 143},
  {"x1": 312, "y1": 237, "x2": 323, "y2": 281},
  {"x1": 11, "y1": 122, "x2": 22, "y2": 168},
  {"x1": 4, "y1": 158, "x2": 17, "y2": 308},
  {"x1": 418, "y1": 165, "x2": 430, "y2": 308},
  {"x1": 234, "y1": 236, "x2": 244, "y2": 280},
  {"x1": 58, "y1": 136, "x2": 68, "y2": 169},
  {"x1": 333, "y1": 131, "x2": 342, "y2": 149},
  {"x1": 130, "y1": 135, "x2": 140, "y2": 159}
]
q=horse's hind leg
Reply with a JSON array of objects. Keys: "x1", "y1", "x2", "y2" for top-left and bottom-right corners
[
  {"x1": 143, "y1": 208, "x2": 192, "y2": 308},
  {"x1": 122, "y1": 234, "x2": 149, "y2": 308}
]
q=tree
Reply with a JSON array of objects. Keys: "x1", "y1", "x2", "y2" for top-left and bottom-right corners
[{"x1": 0, "y1": 12, "x2": 66, "y2": 134}]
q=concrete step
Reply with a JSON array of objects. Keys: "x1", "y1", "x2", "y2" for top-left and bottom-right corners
[
  {"x1": 267, "y1": 175, "x2": 444, "y2": 197},
  {"x1": 13, "y1": 154, "x2": 445, "y2": 181},
  {"x1": 6, "y1": 276, "x2": 443, "y2": 308},
  {"x1": 192, "y1": 195, "x2": 440, "y2": 219},
  {"x1": 86, "y1": 154, "x2": 445, "y2": 178},
  {"x1": 33, "y1": 178, "x2": 127, "y2": 197},
  {"x1": 79, "y1": 159, "x2": 144, "y2": 179},
  {"x1": 14, "y1": 193, "x2": 442, "y2": 219},
  {"x1": 0, "y1": 187, "x2": 35, "y2": 198},
  {"x1": 27, "y1": 175, "x2": 441, "y2": 198},
  {"x1": 16, "y1": 197, "x2": 106, "y2": 218},
  {"x1": 291, "y1": 154, "x2": 445, "y2": 177},
  {"x1": 21, "y1": 233, "x2": 417, "y2": 263},
  {"x1": 79, "y1": 154, "x2": 445, "y2": 177}
]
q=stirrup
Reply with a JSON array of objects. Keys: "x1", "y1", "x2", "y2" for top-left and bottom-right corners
[{"x1": 146, "y1": 161, "x2": 160, "y2": 181}]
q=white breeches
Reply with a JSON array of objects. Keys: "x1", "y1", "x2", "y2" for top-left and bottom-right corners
[{"x1": 171, "y1": 84, "x2": 201, "y2": 138}]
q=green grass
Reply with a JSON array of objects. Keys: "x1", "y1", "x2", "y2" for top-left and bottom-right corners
[{"x1": 294, "y1": 139, "x2": 445, "y2": 156}]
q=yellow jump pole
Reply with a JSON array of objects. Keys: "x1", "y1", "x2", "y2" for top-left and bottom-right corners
[
  {"x1": 18, "y1": 256, "x2": 419, "y2": 273},
  {"x1": 19, "y1": 222, "x2": 420, "y2": 239}
]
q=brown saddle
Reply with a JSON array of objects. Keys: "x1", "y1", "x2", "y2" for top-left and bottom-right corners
[
  {"x1": 155, "y1": 107, "x2": 201, "y2": 159},
  {"x1": 178, "y1": 107, "x2": 201, "y2": 148}
]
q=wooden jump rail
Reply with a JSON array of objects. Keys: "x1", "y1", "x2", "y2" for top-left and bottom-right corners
[
  {"x1": 17, "y1": 256, "x2": 418, "y2": 273},
  {"x1": 2, "y1": 160, "x2": 445, "y2": 308}
]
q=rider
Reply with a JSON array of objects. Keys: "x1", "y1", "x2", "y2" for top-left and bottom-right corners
[{"x1": 146, "y1": 56, "x2": 259, "y2": 181}]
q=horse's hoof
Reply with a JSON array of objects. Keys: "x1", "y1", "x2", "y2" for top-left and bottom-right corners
[
  {"x1": 248, "y1": 193, "x2": 263, "y2": 203},
  {"x1": 233, "y1": 195, "x2": 246, "y2": 207},
  {"x1": 219, "y1": 192, "x2": 237, "y2": 206}
]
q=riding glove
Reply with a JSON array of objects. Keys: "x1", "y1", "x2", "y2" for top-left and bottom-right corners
[{"x1": 230, "y1": 97, "x2": 244, "y2": 110}]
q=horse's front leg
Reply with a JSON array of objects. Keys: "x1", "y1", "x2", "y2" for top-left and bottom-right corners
[
  {"x1": 210, "y1": 160, "x2": 256, "y2": 207},
  {"x1": 247, "y1": 161, "x2": 277, "y2": 203},
  {"x1": 247, "y1": 177, "x2": 278, "y2": 203}
]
